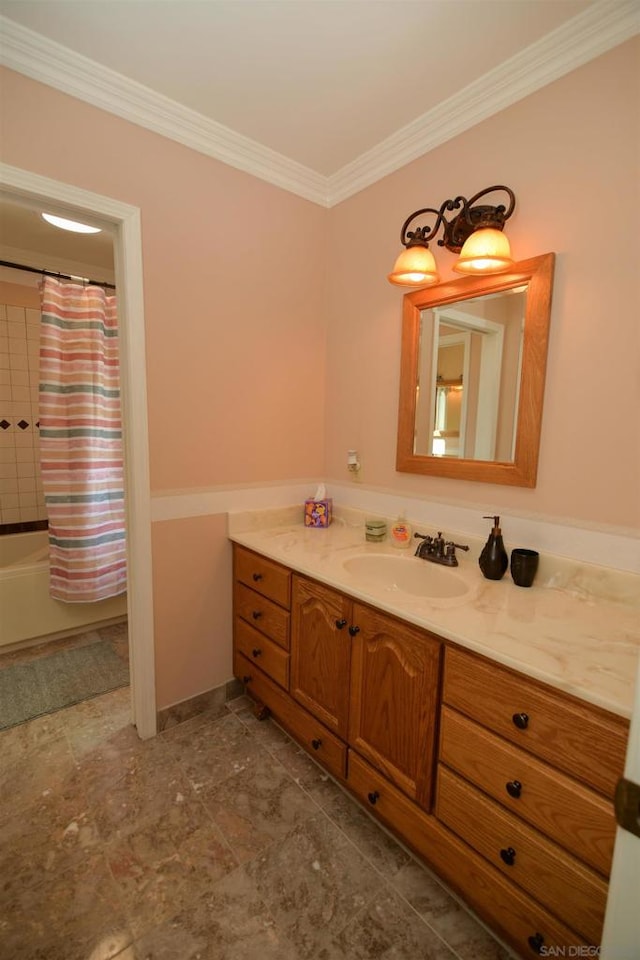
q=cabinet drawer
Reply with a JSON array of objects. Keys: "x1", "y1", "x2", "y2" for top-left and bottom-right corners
[
  {"x1": 234, "y1": 545, "x2": 291, "y2": 608},
  {"x1": 347, "y1": 752, "x2": 588, "y2": 960},
  {"x1": 281, "y1": 692, "x2": 348, "y2": 783},
  {"x1": 443, "y1": 646, "x2": 627, "y2": 797},
  {"x1": 439, "y1": 706, "x2": 616, "y2": 876},
  {"x1": 235, "y1": 582, "x2": 290, "y2": 649},
  {"x1": 235, "y1": 619, "x2": 289, "y2": 689},
  {"x1": 234, "y1": 652, "x2": 347, "y2": 782},
  {"x1": 436, "y1": 765, "x2": 607, "y2": 944}
]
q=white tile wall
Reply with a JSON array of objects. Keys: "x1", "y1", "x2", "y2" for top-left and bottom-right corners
[{"x1": 0, "y1": 302, "x2": 47, "y2": 527}]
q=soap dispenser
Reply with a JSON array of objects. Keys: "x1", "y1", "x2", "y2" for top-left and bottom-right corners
[{"x1": 478, "y1": 515, "x2": 508, "y2": 581}]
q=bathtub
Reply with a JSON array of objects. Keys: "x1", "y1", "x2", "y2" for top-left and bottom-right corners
[{"x1": 0, "y1": 530, "x2": 128, "y2": 649}]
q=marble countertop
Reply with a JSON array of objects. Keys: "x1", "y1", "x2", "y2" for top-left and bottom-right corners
[{"x1": 228, "y1": 507, "x2": 640, "y2": 720}]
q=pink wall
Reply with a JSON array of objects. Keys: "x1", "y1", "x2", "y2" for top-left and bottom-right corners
[
  {"x1": 151, "y1": 514, "x2": 232, "y2": 707},
  {"x1": 0, "y1": 68, "x2": 328, "y2": 492},
  {"x1": 325, "y1": 38, "x2": 640, "y2": 530}
]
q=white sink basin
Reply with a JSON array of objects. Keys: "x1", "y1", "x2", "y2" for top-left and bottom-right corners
[{"x1": 342, "y1": 553, "x2": 470, "y2": 599}]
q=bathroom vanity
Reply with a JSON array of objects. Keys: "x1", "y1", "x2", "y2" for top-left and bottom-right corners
[{"x1": 229, "y1": 512, "x2": 637, "y2": 959}]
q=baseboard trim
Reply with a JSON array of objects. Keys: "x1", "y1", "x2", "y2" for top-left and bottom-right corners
[{"x1": 157, "y1": 677, "x2": 244, "y2": 731}]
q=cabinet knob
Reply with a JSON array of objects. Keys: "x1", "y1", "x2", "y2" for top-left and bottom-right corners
[
  {"x1": 500, "y1": 846, "x2": 516, "y2": 866},
  {"x1": 311, "y1": 738, "x2": 322, "y2": 750},
  {"x1": 348, "y1": 625, "x2": 360, "y2": 637},
  {"x1": 527, "y1": 933, "x2": 545, "y2": 954},
  {"x1": 252, "y1": 610, "x2": 263, "y2": 620},
  {"x1": 512, "y1": 712, "x2": 529, "y2": 730},
  {"x1": 367, "y1": 790, "x2": 380, "y2": 805},
  {"x1": 252, "y1": 572, "x2": 263, "y2": 582},
  {"x1": 242, "y1": 675, "x2": 251, "y2": 684},
  {"x1": 506, "y1": 779, "x2": 522, "y2": 799},
  {"x1": 335, "y1": 618, "x2": 347, "y2": 630},
  {"x1": 251, "y1": 648, "x2": 262, "y2": 658}
]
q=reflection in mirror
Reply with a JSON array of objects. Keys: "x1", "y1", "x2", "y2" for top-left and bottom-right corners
[
  {"x1": 397, "y1": 254, "x2": 555, "y2": 487},
  {"x1": 415, "y1": 287, "x2": 527, "y2": 462}
]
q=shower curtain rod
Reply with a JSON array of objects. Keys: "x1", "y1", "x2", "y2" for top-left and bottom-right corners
[{"x1": 0, "y1": 259, "x2": 116, "y2": 290}]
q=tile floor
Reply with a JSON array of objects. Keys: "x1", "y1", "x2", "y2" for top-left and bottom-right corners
[{"x1": 0, "y1": 646, "x2": 515, "y2": 960}]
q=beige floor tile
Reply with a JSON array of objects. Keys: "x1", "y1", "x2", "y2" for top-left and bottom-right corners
[{"x1": 1, "y1": 660, "x2": 514, "y2": 960}]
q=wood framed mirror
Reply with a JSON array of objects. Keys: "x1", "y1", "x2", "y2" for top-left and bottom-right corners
[{"x1": 396, "y1": 252, "x2": 555, "y2": 487}]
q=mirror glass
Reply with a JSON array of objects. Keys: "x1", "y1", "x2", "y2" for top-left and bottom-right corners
[
  {"x1": 397, "y1": 253, "x2": 555, "y2": 487},
  {"x1": 415, "y1": 286, "x2": 526, "y2": 461}
]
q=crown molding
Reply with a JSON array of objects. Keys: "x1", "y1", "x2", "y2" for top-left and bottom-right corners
[
  {"x1": 1, "y1": 1, "x2": 638, "y2": 209},
  {"x1": 0, "y1": 16, "x2": 329, "y2": 206},
  {"x1": 327, "y1": 0, "x2": 640, "y2": 205}
]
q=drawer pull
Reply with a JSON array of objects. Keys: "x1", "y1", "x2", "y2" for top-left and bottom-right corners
[
  {"x1": 311, "y1": 738, "x2": 322, "y2": 750},
  {"x1": 506, "y1": 779, "x2": 522, "y2": 799},
  {"x1": 242, "y1": 675, "x2": 252, "y2": 684},
  {"x1": 252, "y1": 572, "x2": 263, "y2": 582},
  {"x1": 499, "y1": 846, "x2": 516, "y2": 866},
  {"x1": 335, "y1": 618, "x2": 347, "y2": 630},
  {"x1": 252, "y1": 610, "x2": 263, "y2": 620},
  {"x1": 367, "y1": 790, "x2": 380, "y2": 806},
  {"x1": 527, "y1": 932, "x2": 545, "y2": 954},
  {"x1": 512, "y1": 712, "x2": 529, "y2": 730},
  {"x1": 349, "y1": 625, "x2": 361, "y2": 637},
  {"x1": 251, "y1": 648, "x2": 262, "y2": 658}
]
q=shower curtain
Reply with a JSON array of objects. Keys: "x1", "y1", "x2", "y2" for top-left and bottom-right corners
[{"x1": 39, "y1": 277, "x2": 126, "y2": 602}]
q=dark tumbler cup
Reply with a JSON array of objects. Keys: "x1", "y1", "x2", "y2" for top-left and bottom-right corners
[{"x1": 510, "y1": 548, "x2": 539, "y2": 587}]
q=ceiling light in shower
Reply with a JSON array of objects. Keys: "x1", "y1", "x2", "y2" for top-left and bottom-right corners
[{"x1": 41, "y1": 213, "x2": 102, "y2": 234}]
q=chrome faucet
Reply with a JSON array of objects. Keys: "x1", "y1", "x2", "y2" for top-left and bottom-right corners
[{"x1": 414, "y1": 531, "x2": 470, "y2": 567}]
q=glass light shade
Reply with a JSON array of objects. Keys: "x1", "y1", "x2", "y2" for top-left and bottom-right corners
[
  {"x1": 453, "y1": 228, "x2": 513, "y2": 274},
  {"x1": 387, "y1": 245, "x2": 439, "y2": 287}
]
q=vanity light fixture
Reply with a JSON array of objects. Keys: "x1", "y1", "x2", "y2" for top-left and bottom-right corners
[{"x1": 387, "y1": 185, "x2": 516, "y2": 287}]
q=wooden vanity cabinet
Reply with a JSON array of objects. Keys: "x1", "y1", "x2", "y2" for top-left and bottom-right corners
[
  {"x1": 233, "y1": 546, "x2": 291, "y2": 691},
  {"x1": 232, "y1": 545, "x2": 629, "y2": 960},
  {"x1": 348, "y1": 602, "x2": 441, "y2": 808},
  {"x1": 443, "y1": 645, "x2": 627, "y2": 797},
  {"x1": 290, "y1": 576, "x2": 352, "y2": 739},
  {"x1": 437, "y1": 645, "x2": 628, "y2": 953},
  {"x1": 348, "y1": 750, "x2": 589, "y2": 957},
  {"x1": 290, "y1": 575, "x2": 442, "y2": 808}
]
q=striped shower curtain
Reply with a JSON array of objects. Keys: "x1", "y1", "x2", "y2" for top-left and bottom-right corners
[{"x1": 39, "y1": 277, "x2": 127, "y2": 602}]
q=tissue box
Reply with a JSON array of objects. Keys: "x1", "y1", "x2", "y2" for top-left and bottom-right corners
[{"x1": 304, "y1": 498, "x2": 332, "y2": 527}]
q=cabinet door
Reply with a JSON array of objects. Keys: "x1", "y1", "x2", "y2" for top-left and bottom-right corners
[
  {"x1": 290, "y1": 576, "x2": 352, "y2": 739},
  {"x1": 349, "y1": 603, "x2": 441, "y2": 809}
]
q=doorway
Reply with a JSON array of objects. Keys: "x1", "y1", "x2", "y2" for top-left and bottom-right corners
[{"x1": 1, "y1": 161, "x2": 156, "y2": 738}]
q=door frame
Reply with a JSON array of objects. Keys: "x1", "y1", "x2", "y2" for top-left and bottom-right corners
[{"x1": 1, "y1": 162, "x2": 156, "y2": 738}]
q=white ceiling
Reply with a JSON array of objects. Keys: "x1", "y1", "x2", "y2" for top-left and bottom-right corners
[
  {"x1": 0, "y1": 0, "x2": 598, "y2": 176},
  {"x1": 0, "y1": 0, "x2": 638, "y2": 268}
]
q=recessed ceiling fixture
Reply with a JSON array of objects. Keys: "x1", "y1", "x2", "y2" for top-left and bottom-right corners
[
  {"x1": 41, "y1": 213, "x2": 102, "y2": 234},
  {"x1": 388, "y1": 185, "x2": 516, "y2": 287}
]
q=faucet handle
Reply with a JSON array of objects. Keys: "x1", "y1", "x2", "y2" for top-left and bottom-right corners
[
  {"x1": 443, "y1": 540, "x2": 470, "y2": 566},
  {"x1": 433, "y1": 532, "x2": 446, "y2": 556}
]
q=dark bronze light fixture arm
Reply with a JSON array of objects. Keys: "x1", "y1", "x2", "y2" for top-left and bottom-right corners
[
  {"x1": 399, "y1": 185, "x2": 516, "y2": 254},
  {"x1": 400, "y1": 196, "x2": 465, "y2": 248}
]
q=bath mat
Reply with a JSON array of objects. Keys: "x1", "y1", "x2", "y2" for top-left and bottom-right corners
[{"x1": 0, "y1": 640, "x2": 129, "y2": 730}]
